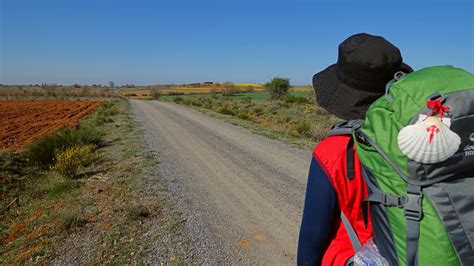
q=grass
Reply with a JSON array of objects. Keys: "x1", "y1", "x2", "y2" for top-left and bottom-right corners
[
  {"x1": 161, "y1": 91, "x2": 339, "y2": 148},
  {"x1": 1, "y1": 99, "x2": 189, "y2": 264},
  {"x1": 60, "y1": 211, "x2": 88, "y2": 231},
  {"x1": 49, "y1": 179, "x2": 83, "y2": 198},
  {"x1": 160, "y1": 91, "x2": 312, "y2": 101}
]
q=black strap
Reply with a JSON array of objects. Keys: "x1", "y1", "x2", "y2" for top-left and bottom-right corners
[
  {"x1": 362, "y1": 201, "x2": 369, "y2": 229},
  {"x1": 346, "y1": 137, "x2": 355, "y2": 179}
]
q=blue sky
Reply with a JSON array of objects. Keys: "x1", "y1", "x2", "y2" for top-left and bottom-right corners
[{"x1": 1, "y1": 0, "x2": 473, "y2": 85}]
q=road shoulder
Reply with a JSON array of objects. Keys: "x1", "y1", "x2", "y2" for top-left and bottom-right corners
[{"x1": 1, "y1": 100, "x2": 193, "y2": 264}]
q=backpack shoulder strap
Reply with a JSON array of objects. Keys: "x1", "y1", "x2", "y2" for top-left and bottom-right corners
[
  {"x1": 341, "y1": 211, "x2": 362, "y2": 253},
  {"x1": 327, "y1": 119, "x2": 364, "y2": 137},
  {"x1": 327, "y1": 119, "x2": 364, "y2": 179}
]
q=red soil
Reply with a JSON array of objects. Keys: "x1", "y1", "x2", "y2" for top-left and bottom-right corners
[{"x1": 0, "y1": 100, "x2": 103, "y2": 151}]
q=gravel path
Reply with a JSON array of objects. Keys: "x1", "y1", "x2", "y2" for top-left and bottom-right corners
[{"x1": 132, "y1": 100, "x2": 312, "y2": 265}]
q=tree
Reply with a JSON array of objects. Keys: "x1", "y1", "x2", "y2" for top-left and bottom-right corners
[
  {"x1": 109, "y1": 81, "x2": 115, "y2": 88},
  {"x1": 265, "y1": 77, "x2": 290, "y2": 99}
]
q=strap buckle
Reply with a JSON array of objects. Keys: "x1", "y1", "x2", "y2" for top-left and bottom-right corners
[
  {"x1": 404, "y1": 187, "x2": 423, "y2": 221},
  {"x1": 382, "y1": 193, "x2": 404, "y2": 207}
]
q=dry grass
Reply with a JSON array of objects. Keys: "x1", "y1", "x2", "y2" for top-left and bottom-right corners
[
  {"x1": 119, "y1": 85, "x2": 309, "y2": 99},
  {"x1": 118, "y1": 88, "x2": 153, "y2": 99},
  {"x1": 164, "y1": 93, "x2": 340, "y2": 145},
  {"x1": 290, "y1": 86, "x2": 313, "y2": 92},
  {"x1": 0, "y1": 85, "x2": 116, "y2": 99}
]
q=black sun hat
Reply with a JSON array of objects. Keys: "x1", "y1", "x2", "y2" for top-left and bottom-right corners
[{"x1": 313, "y1": 33, "x2": 413, "y2": 120}]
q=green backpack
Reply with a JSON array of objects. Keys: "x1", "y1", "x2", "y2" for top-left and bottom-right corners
[{"x1": 352, "y1": 66, "x2": 474, "y2": 265}]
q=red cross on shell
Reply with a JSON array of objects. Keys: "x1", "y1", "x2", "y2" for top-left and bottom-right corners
[{"x1": 426, "y1": 125, "x2": 440, "y2": 144}]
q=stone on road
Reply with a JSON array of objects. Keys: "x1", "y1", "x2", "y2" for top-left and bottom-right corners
[{"x1": 132, "y1": 100, "x2": 311, "y2": 265}]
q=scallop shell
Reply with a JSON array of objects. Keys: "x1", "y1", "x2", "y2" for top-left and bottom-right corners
[{"x1": 398, "y1": 116, "x2": 461, "y2": 164}]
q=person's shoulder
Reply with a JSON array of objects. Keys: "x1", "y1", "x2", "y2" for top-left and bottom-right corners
[{"x1": 313, "y1": 135, "x2": 351, "y2": 167}]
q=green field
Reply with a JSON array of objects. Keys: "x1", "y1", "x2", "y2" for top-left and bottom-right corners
[{"x1": 160, "y1": 91, "x2": 314, "y2": 101}]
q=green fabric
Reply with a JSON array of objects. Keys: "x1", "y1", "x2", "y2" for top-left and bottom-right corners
[{"x1": 355, "y1": 66, "x2": 474, "y2": 265}]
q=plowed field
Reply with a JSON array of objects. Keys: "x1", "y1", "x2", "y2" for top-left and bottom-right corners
[{"x1": 0, "y1": 100, "x2": 103, "y2": 151}]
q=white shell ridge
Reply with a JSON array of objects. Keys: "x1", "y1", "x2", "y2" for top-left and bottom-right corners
[{"x1": 397, "y1": 116, "x2": 461, "y2": 164}]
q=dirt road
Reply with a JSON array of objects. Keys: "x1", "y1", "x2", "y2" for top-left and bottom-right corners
[{"x1": 132, "y1": 100, "x2": 312, "y2": 264}]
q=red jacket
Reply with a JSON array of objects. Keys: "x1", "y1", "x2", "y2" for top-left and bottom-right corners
[{"x1": 313, "y1": 135, "x2": 373, "y2": 265}]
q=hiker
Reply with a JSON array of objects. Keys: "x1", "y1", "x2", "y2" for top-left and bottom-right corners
[
  {"x1": 297, "y1": 33, "x2": 413, "y2": 265},
  {"x1": 299, "y1": 32, "x2": 474, "y2": 266}
]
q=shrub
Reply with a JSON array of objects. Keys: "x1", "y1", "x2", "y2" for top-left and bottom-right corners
[
  {"x1": 27, "y1": 127, "x2": 103, "y2": 167},
  {"x1": 203, "y1": 97, "x2": 213, "y2": 104},
  {"x1": 89, "y1": 104, "x2": 117, "y2": 126},
  {"x1": 216, "y1": 106, "x2": 235, "y2": 116},
  {"x1": 265, "y1": 77, "x2": 290, "y2": 99},
  {"x1": 282, "y1": 94, "x2": 309, "y2": 104},
  {"x1": 222, "y1": 87, "x2": 239, "y2": 97},
  {"x1": 267, "y1": 103, "x2": 281, "y2": 115},
  {"x1": 173, "y1": 96, "x2": 184, "y2": 103},
  {"x1": 252, "y1": 106, "x2": 264, "y2": 116},
  {"x1": 240, "y1": 97, "x2": 252, "y2": 105},
  {"x1": 277, "y1": 113, "x2": 291, "y2": 123},
  {"x1": 191, "y1": 98, "x2": 203, "y2": 107},
  {"x1": 237, "y1": 110, "x2": 250, "y2": 120},
  {"x1": 168, "y1": 92, "x2": 185, "y2": 96},
  {"x1": 51, "y1": 144, "x2": 97, "y2": 179},
  {"x1": 150, "y1": 88, "x2": 161, "y2": 99},
  {"x1": 294, "y1": 120, "x2": 312, "y2": 137},
  {"x1": 313, "y1": 105, "x2": 331, "y2": 115}
]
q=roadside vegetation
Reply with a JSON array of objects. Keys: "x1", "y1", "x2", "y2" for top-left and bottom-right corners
[
  {"x1": 162, "y1": 90, "x2": 340, "y2": 147},
  {"x1": 1, "y1": 100, "x2": 188, "y2": 264},
  {"x1": 157, "y1": 78, "x2": 339, "y2": 148},
  {"x1": 0, "y1": 85, "x2": 117, "y2": 98}
]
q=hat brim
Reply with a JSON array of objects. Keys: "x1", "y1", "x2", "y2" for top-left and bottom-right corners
[
  {"x1": 312, "y1": 62, "x2": 413, "y2": 120},
  {"x1": 400, "y1": 62, "x2": 414, "y2": 73},
  {"x1": 312, "y1": 64, "x2": 386, "y2": 120}
]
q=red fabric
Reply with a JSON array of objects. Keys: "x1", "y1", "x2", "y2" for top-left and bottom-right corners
[{"x1": 313, "y1": 135, "x2": 373, "y2": 266}]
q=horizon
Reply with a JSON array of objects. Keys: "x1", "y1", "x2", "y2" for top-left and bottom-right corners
[{"x1": 1, "y1": 0, "x2": 473, "y2": 85}]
